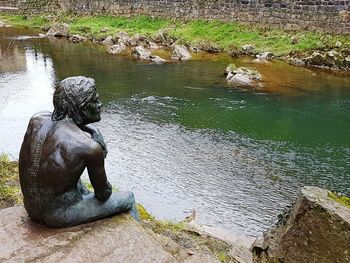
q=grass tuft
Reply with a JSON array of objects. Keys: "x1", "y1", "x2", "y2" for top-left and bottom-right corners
[
  {"x1": 0, "y1": 153, "x2": 22, "y2": 208},
  {"x1": 328, "y1": 191, "x2": 350, "y2": 209}
]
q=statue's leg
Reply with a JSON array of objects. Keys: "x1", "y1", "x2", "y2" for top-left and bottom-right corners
[{"x1": 43, "y1": 191, "x2": 138, "y2": 228}]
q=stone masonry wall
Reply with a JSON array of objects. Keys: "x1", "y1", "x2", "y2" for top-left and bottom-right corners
[{"x1": 0, "y1": 0, "x2": 349, "y2": 34}]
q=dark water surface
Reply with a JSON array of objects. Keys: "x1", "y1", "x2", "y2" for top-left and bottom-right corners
[{"x1": 1, "y1": 27, "x2": 349, "y2": 237}]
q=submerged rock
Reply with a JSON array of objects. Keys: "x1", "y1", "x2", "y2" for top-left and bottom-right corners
[
  {"x1": 171, "y1": 44, "x2": 191, "y2": 61},
  {"x1": 46, "y1": 23, "x2": 69, "y2": 37},
  {"x1": 226, "y1": 66, "x2": 262, "y2": 87},
  {"x1": 251, "y1": 186, "x2": 350, "y2": 263},
  {"x1": 108, "y1": 42, "x2": 126, "y2": 54}
]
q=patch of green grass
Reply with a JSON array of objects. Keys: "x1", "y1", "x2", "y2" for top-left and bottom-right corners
[
  {"x1": 67, "y1": 15, "x2": 172, "y2": 38},
  {"x1": 0, "y1": 13, "x2": 50, "y2": 29},
  {"x1": 0, "y1": 153, "x2": 22, "y2": 208},
  {"x1": 328, "y1": 191, "x2": 350, "y2": 209},
  {"x1": 216, "y1": 251, "x2": 231, "y2": 263},
  {"x1": 136, "y1": 203, "x2": 155, "y2": 221}
]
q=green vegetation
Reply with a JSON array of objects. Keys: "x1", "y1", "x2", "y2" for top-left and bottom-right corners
[
  {"x1": 0, "y1": 153, "x2": 22, "y2": 208},
  {"x1": 1, "y1": 12, "x2": 349, "y2": 56},
  {"x1": 328, "y1": 191, "x2": 350, "y2": 209}
]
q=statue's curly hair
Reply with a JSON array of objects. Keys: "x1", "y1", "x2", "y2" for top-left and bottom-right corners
[{"x1": 52, "y1": 76, "x2": 96, "y2": 126}]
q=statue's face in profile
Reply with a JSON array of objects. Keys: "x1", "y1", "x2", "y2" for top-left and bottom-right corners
[{"x1": 81, "y1": 92, "x2": 103, "y2": 124}]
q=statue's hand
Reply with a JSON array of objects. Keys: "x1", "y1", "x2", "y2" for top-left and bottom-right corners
[{"x1": 82, "y1": 124, "x2": 108, "y2": 158}]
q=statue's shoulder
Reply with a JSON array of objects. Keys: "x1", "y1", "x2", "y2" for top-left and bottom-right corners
[{"x1": 29, "y1": 111, "x2": 52, "y2": 123}]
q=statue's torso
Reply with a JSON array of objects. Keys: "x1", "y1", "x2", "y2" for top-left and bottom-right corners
[{"x1": 19, "y1": 112, "x2": 94, "y2": 222}]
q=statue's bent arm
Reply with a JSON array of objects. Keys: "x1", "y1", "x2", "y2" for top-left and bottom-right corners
[{"x1": 86, "y1": 143, "x2": 112, "y2": 201}]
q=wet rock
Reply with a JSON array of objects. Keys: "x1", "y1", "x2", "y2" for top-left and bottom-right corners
[
  {"x1": 150, "y1": 55, "x2": 167, "y2": 65},
  {"x1": 171, "y1": 45, "x2": 191, "y2": 61},
  {"x1": 0, "y1": 206, "x2": 177, "y2": 262},
  {"x1": 102, "y1": 35, "x2": 114, "y2": 46},
  {"x1": 46, "y1": 23, "x2": 69, "y2": 37},
  {"x1": 241, "y1": 44, "x2": 255, "y2": 53},
  {"x1": 251, "y1": 186, "x2": 350, "y2": 263},
  {"x1": 69, "y1": 34, "x2": 86, "y2": 44},
  {"x1": 108, "y1": 42, "x2": 126, "y2": 54},
  {"x1": 226, "y1": 66, "x2": 262, "y2": 87},
  {"x1": 254, "y1": 52, "x2": 274, "y2": 62},
  {"x1": 132, "y1": 46, "x2": 152, "y2": 60}
]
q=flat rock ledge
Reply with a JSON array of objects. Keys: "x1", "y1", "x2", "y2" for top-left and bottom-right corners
[
  {"x1": 252, "y1": 186, "x2": 350, "y2": 263},
  {"x1": 0, "y1": 206, "x2": 177, "y2": 263}
]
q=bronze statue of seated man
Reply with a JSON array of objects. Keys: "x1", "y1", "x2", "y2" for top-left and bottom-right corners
[{"x1": 19, "y1": 76, "x2": 138, "y2": 228}]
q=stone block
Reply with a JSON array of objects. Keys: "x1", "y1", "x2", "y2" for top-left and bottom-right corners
[
  {"x1": 252, "y1": 187, "x2": 350, "y2": 263},
  {"x1": 0, "y1": 206, "x2": 177, "y2": 263}
]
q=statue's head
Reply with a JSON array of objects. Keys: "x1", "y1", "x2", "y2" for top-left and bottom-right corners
[{"x1": 52, "y1": 76, "x2": 102, "y2": 126}]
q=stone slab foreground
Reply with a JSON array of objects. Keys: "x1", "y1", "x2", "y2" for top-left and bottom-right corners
[
  {"x1": 0, "y1": 206, "x2": 178, "y2": 263},
  {"x1": 252, "y1": 186, "x2": 350, "y2": 263}
]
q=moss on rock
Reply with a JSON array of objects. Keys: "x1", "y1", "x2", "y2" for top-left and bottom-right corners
[{"x1": 0, "y1": 154, "x2": 22, "y2": 208}]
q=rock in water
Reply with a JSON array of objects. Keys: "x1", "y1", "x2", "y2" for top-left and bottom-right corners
[
  {"x1": 171, "y1": 45, "x2": 191, "y2": 60},
  {"x1": 115, "y1": 31, "x2": 132, "y2": 45},
  {"x1": 150, "y1": 55, "x2": 167, "y2": 65},
  {"x1": 255, "y1": 52, "x2": 274, "y2": 62},
  {"x1": 69, "y1": 35, "x2": 86, "y2": 44},
  {"x1": 226, "y1": 67, "x2": 262, "y2": 88},
  {"x1": 251, "y1": 186, "x2": 350, "y2": 263},
  {"x1": 0, "y1": 206, "x2": 177, "y2": 262},
  {"x1": 46, "y1": 23, "x2": 69, "y2": 37},
  {"x1": 102, "y1": 35, "x2": 114, "y2": 46},
  {"x1": 132, "y1": 46, "x2": 152, "y2": 60},
  {"x1": 108, "y1": 43, "x2": 126, "y2": 54}
]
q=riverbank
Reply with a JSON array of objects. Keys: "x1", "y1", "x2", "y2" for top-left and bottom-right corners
[
  {"x1": 1, "y1": 13, "x2": 350, "y2": 71},
  {"x1": 0, "y1": 156, "x2": 247, "y2": 263}
]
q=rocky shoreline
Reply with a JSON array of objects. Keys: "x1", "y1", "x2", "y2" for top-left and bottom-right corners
[
  {"x1": 64, "y1": 25, "x2": 350, "y2": 73},
  {"x1": 3, "y1": 19, "x2": 346, "y2": 74}
]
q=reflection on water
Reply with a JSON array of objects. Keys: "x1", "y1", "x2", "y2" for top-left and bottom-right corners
[{"x1": 0, "y1": 27, "x2": 349, "y2": 236}]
